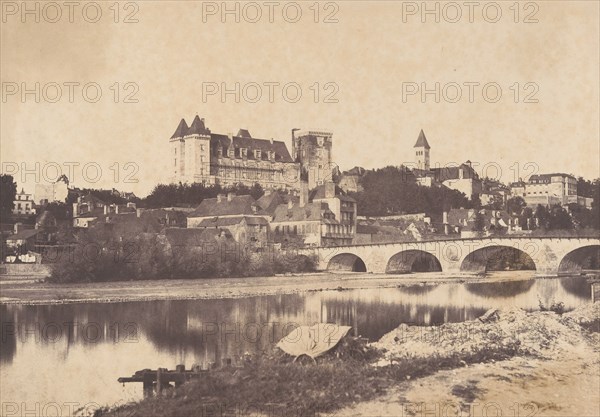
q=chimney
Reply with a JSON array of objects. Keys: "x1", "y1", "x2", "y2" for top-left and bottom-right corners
[
  {"x1": 270, "y1": 137, "x2": 274, "y2": 145},
  {"x1": 72, "y1": 203, "x2": 78, "y2": 217},
  {"x1": 227, "y1": 193, "x2": 234, "y2": 202},
  {"x1": 227, "y1": 132, "x2": 233, "y2": 140},
  {"x1": 443, "y1": 211, "x2": 449, "y2": 235},
  {"x1": 136, "y1": 208, "x2": 142, "y2": 218},
  {"x1": 325, "y1": 181, "x2": 335, "y2": 198},
  {"x1": 299, "y1": 182, "x2": 308, "y2": 207}
]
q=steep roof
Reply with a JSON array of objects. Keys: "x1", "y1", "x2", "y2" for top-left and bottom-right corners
[
  {"x1": 272, "y1": 201, "x2": 338, "y2": 224},
  {"x1": 171, "y1": 118, "x2": 189, "y2": 139},
  {"x1": 309, "y1": 184, "x2": 356, "y2": 202},
  {"x1": 431, "y1": 163, "x2": 479, "y2": 181},
  {"x1": 195, "y1": 216, "x2": 268, "y2": 228},
  {"x1": 237, "y1": 129, "x2": 251, "y2": 138},
  {"x1": 188, "y1": 195, "x2": 265, "y2": 218},
  {"x1": 211, "y1": 134, "x2": 294, "y2": 163},
  {"x1": 414, "y1": 129, "x2": 431, "y2": 149},
  {"x1": 257, "y1": 192, "x2": 298, "y2": 215},
  {"x1": 187, "y1": 115, "x2": 211, "y2": 136},
  {"x1": 528, "y1": 173, "x2": 575, "y2": 182},
  {"x1": 7, "y1": 229, "x2": 40, "y2": 241}
]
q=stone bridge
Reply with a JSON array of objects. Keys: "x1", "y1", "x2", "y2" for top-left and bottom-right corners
[{"x1": 297, "y1": 236, "x2": 600, "y2": 275}]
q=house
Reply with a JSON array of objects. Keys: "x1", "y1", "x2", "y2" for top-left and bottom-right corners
[
  {"x1": 271, "y1": 200, "x2": 343, "y2": 247},
  {"x1": 309, "y1": 182, "x2": 357, "y2": 237},
  {"x1": 430, "y1": 162, "x2": 483, "y2": 200},
  {"x1": 337, "y1": 166, "x2": 365, "y2": 193},
  {"x1": 13, "y1": 188, "x2": 36, "y2": 215},
  {"x1": 510, "y1": 173, "x2": 588, "y2": 207},
  {"x1": 445, "y1": 208, "x2": 514, "y2": 238},
  {"x1": 187, "y1": 193, "x2": 271, "y2": 248}
]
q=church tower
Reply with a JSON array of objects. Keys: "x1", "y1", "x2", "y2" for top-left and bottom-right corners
[{"x1": 414, "y1": 129, "x2": 431, "y2": 171}]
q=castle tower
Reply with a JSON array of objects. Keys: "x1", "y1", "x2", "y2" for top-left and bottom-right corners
[
  {"x1": 414, "y1": 129, "x2": 431, "y2": 171},
  {"x1": 170, "y1": 118, "x2": 188, "y2": 183},
  {"x1": 169, "y1": 115, "x2": 212, "y2": 184},
  {"x1": 294, "y1": 130, "x2": 334, "y2": 190}
]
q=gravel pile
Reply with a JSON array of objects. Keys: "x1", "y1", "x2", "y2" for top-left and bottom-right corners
[{"x1": 374, "y1": 303, "x2": 599, "y2": 361}]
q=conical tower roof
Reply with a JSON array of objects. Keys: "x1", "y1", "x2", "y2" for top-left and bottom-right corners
[
  {"x1": 414, "y1": 129, "x2": 430, "y2": 149},
  {"x1": 171, "y1": 119, "x2": 189, "y2": 139},
  {"x1": 187, "y1": 115, "x2": 210, "y2": 135}
]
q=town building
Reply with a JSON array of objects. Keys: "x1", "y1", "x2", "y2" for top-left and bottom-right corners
[
  {"x1": 338, "y1": 166, "x2": 366, "y2": 193},
  {"x1": 13, "y1": 189, "x2": 36, "y2": 215},
  {"x1": 34, "y1": 180, "x2": 69, "y2": 205},
  {"x1": 270, "y1": 182, "x2": 356, "y2": 247},
  {"x1": 187, "y1": 193, "x2": 271, "y2": 248},
  {"x1": 170, "y1": 116, "x2": 336, "y2": 192},
  {"x1": 510, "y1": 173, "x2": 590, "y2": 207},
  {"x1": 445, "y1": 208, "x2": 514, "y2": 238},
  {"x1": 411, "y1": 131, "x2": 483, "y2": 199}
]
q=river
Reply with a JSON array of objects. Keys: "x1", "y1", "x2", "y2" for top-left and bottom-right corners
[{"x1": 0, "y1": 273, "x2": 594, "y2": 416}]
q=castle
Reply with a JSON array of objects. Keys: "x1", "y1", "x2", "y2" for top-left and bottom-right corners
[{"x1": 169, "y1": 116, "x2": 334, "y2": 191}]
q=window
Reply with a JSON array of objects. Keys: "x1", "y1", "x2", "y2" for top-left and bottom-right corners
[
  {"x1": 254, "y1": 149, "x2": 261, "y2": 159},
  {"x1": 241, "y1": 148, "x2": 248, "y2": 158}
]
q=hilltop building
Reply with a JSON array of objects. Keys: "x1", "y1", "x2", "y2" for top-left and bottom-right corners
[
  {"x1": 169, "y1": 116, "x2": 335, "y2": 192},
  {"x1": 510, "y1": 173, "x2": 591, "y2": 208},
  {"x1": 411, "y1": 131, "x2": 482, "y2": 199}
]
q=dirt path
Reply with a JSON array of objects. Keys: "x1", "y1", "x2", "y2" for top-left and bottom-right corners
[
  {"x1": 337, "y1": 354, "x2": 599, "y2": 417},
  {"x1": 338, "y1": 304, "x2": 600, "y2": 417}
]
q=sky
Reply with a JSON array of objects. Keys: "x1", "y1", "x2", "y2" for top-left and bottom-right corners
[{"x1": 1, "y1": 0, "x2": 599, "y2": 197}]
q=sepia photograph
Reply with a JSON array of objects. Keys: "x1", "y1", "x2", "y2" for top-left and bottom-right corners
[{"x1": 1, "y1": 1, "x2": 599, "y2": 416}]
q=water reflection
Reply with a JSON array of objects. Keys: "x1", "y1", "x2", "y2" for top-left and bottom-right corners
[{"x1": 0, "y1": 275, "x2": 593, "y2": 415}]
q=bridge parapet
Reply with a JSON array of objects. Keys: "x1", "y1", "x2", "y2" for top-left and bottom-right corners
[{"x1": 298, "y1": 236, "x2": 600, "y2": 276}]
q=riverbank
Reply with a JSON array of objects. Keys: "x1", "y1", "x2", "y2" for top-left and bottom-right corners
[
  {"x1": 0, "y1": 271, "x2": 547, "y2": 305},
  {"x1": 94, "y1": 303, "x2": 599, "y2": 417}
]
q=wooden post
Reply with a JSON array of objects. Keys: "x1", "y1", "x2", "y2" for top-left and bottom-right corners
[
  {"x1": 175, "y1": 364, "x2": 185, "y2": 387},
  {"x1": 143, "y1": 373, "x2": 153, "y2": 398},
  {"x1": 156, "y1": 367, "x2": 164, "y2": 396}
]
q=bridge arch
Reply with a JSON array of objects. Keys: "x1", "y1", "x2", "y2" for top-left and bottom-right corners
[
  {"x1": 386, "y1": 250, "x2": 442, "y2": 274},
  {"x1": 327, "y1": 253, "x2": 367, "y2": 272},
  {"x1": 460, "y1": 245, "x2": 536, "y2": 273},
  {"x1": 558, "y1": 245, "x2": 600, "y2": 274}
]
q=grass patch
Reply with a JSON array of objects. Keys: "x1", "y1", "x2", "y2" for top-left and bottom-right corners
[{"x1": 97, "y1": 340, "x2": 524, "y2": 417}]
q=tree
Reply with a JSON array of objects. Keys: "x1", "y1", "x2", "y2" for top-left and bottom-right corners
[
  {"x1": 506, "y1": 196, "x2": 526, "y2": 216},
  {"x1": 473, "y1": 210, "x2": 486, "y2": 236},
  {"x1": 351, "y1": 165, "x2": 472, "y2": 216},
  {"x1": 0, "y1": 175, "x2": 17, "y2": 221},
  {"x1": 547, "y1": 205, "x2": 573, "y2": 230},
  {"x1": 482, "y1": 194, "x2": 504, "y2": 210}
]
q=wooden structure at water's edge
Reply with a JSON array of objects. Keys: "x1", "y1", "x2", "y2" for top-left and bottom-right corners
[{"x1": 118, "y1": 364, "x2": 211, "y2": 398}]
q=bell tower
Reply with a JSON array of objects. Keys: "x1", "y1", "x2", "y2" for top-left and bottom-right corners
[{"x1": 414, "y1": 129, "x2": 431, "y2": 171}]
